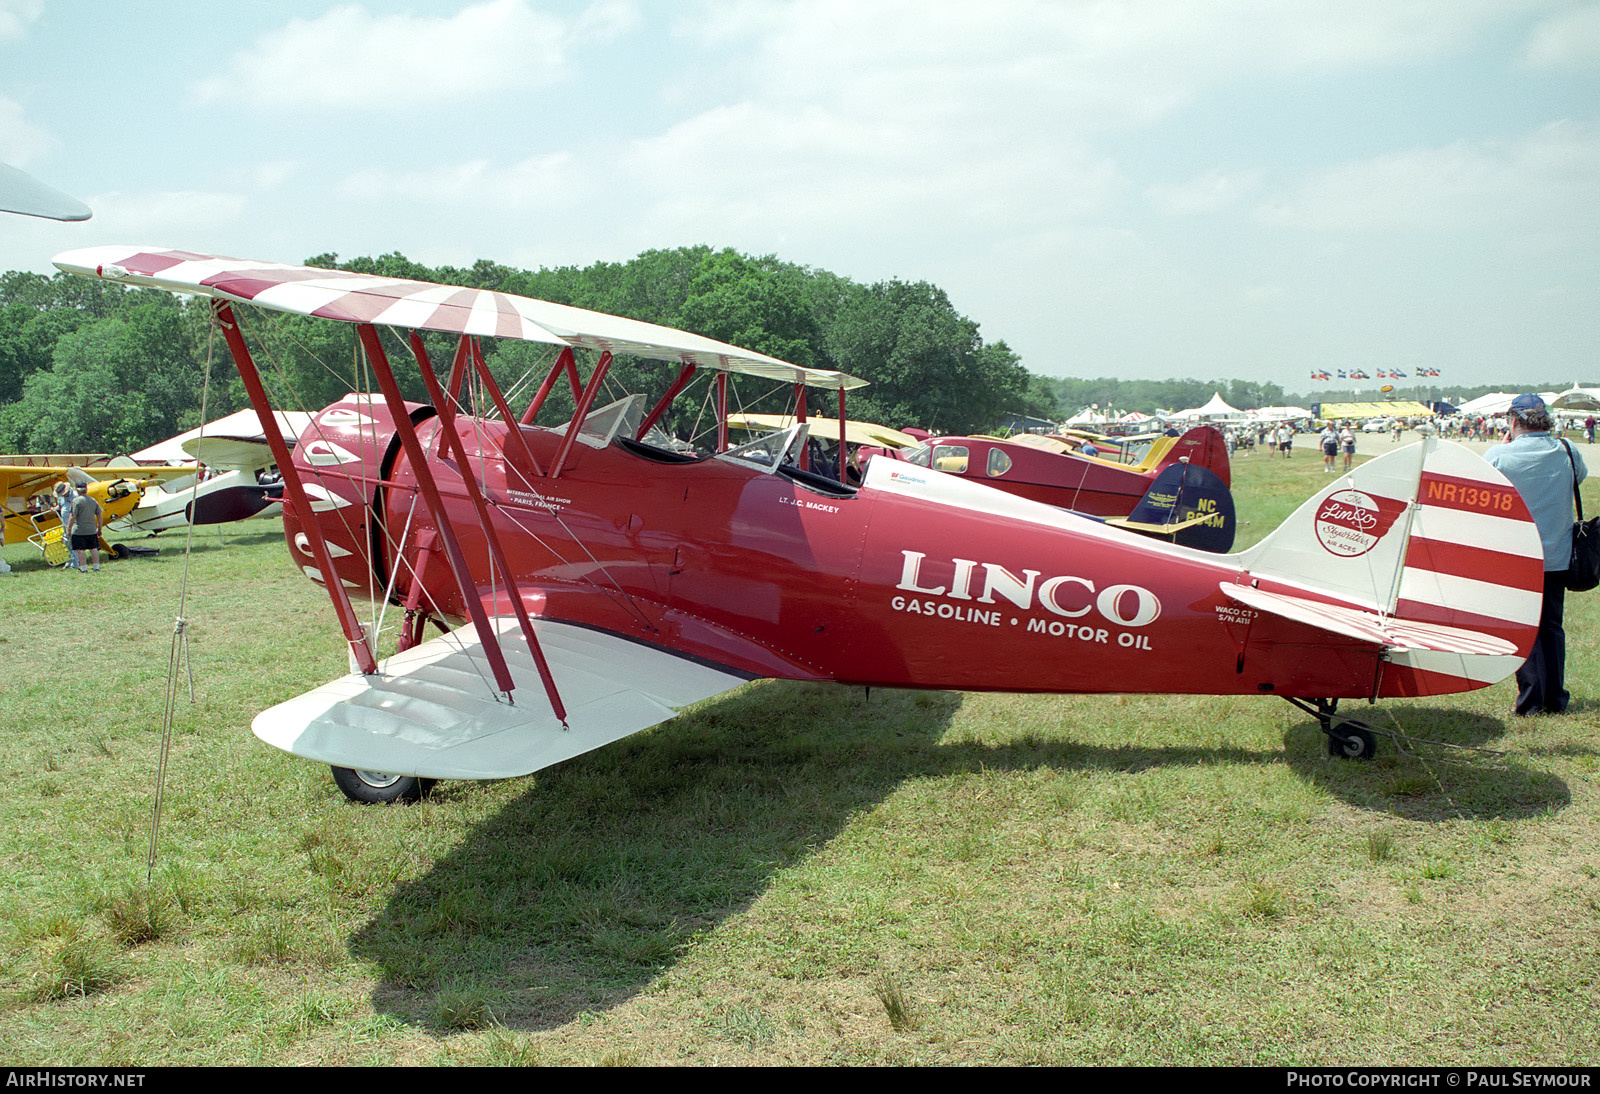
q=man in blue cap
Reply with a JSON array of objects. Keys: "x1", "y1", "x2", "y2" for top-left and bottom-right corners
[{"x1": 1486, "y1": 394, "x2": 1586, "y2": 715}]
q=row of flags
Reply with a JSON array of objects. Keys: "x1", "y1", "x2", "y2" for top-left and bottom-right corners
[{"x1": 1308, "y1": 367, "x2": 1443, "y2": 381}]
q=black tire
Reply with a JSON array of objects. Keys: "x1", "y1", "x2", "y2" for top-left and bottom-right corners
[
  {"x1": 109, "y1": 543, "x2": 129, "y2": 559},
  {"x1": 1326, "y1": 726, "x2": 1378, "y2": 761},
  {"x1": 331, "y1": 766, "x2": 435, "y2": 804}
]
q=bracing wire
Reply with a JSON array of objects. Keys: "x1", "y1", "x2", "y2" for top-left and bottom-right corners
[{"x1": 148, "y1": 317, "x2": 216, "y2": 883}]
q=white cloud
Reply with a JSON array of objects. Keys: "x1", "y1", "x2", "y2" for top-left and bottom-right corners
[
  {"x1": 193, "y1": 0, "x2": 637, "y2": 111},
  {"x1": 686, "y1": 0, "x2": 1545, "y2": 136},
  {"x1": 337, "y1": 152, "x2": 583, "y2": 209},
  {"x1": 1146, "y1": 169, "x2": 1263, "y2": 215},
  {"x1": 87, "y1": 189, "x2": 249, "y2": 239},
  {"x1": 234, "y1": 160, "x2": 301, "y2": 192},
  {"x1": 616, "y1": 98, "x2": 1120, "y2": 258},
  {"x1": 0, "y1": 0, "x2": 40, "y2": 41},
  {"x1": 615, "y1": 0, "x2": 1552, "y2": 258},
  {"x1": 1257, "y1": 120, "x2": 1600, "y2": 233},
  {"x1": 0, "y1": 94, "x2": 54, "y2": 166},
  {"x1": 1521, "y1": 2, "x2": 1600, "y2": 69}
]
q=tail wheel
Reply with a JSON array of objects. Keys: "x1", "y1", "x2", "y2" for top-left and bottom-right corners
[
  {"x1": 1326, "y1": 726, "x2": 1378, "y2": 761},
  {"x1": 331, "y1": 766, "x2": 435, "y2": 804}
]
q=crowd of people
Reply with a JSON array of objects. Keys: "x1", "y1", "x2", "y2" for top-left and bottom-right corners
[{"x1": 1215, "y1": 409, "x2": 1600, "y2": 467}]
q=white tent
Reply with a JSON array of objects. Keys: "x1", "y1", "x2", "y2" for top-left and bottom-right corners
[
  {"x1": 1454, "y1": 392, "x2": 1558, "y2": 417},
  {"x1": 1248, "y1": 405, "x2": 1314, "y2": 422},
  {"x1": 1172, "y1": 392, "x2": 1245, "y2": 421},
  {"x1": 1551, "y1": 387, "x2": 1600, "y2": 412}
]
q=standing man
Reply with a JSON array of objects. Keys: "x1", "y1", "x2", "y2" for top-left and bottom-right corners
[
  {"x1": 1585, "y1": 414, "x2": 1595, "y2": 444},
  {"x1": 1320, "y1": 423, "x2": 1338, "y2": 472},
  {"x1": 1486, "y1": 394, "x2": 1586, "y2": 716},
  {"x1": 1340, "y1": 421, "x2": 1357, "y2": 472},
  {"x1": 69, "y1": 482, "x2": 103, "y2": 573}
]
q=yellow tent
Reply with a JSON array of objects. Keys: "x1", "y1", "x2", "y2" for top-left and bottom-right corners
[{"x1": 1318, "y1": 401, "x2": 1433, "y2": 420}]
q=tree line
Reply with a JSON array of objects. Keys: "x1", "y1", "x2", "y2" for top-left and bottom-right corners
[
  {"x1": 5, "y1": 245, "x2": 1529, "y2": 456},
  {"x1": 0, "y1": 248, "x2": 1044, "y2": 453}
]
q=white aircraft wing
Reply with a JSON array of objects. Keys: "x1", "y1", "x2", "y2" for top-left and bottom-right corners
[
  {"x1": 251, "y1": 617, "x2": 752, "y2": 781},
  {"x1": 53, "y1": 246, "x2": 867, "y2": 391},
  {"x1": 1, "y1": 162, "x2": 90, "y2": 222}
]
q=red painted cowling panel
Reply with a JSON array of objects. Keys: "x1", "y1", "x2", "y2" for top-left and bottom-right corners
[{"x1": 283, "y1": 396, "x2": 428, "y2": 601}]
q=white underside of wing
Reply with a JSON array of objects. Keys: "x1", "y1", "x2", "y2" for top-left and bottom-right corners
[{"x1": 252, "y1": 618, "x2": 751, "y2": 780}]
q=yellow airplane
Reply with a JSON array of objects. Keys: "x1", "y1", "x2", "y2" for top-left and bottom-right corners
[{"x1": 0, "y1": 462, "x2": 194, "y2": 566}]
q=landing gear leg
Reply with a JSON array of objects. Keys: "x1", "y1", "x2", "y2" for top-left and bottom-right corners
[{"x1": 1291, "y1": 698, "x2": 1380, "y2": 761}]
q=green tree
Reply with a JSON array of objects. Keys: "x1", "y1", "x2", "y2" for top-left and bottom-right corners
[
  {"x1": 14, "y1": 320, "x2": 151, "y2": 453},
  {"x1": 826, "y1": 280, "x2": 1027, "y2": 433}
]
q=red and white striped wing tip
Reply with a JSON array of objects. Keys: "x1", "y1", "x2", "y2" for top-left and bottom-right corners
[
  {"x1": 51, "y1": 246, "x2": 868, "y2": 390},
  {"x1": 1220, "y1": 584, "x2": 1518, "y2": 657}
]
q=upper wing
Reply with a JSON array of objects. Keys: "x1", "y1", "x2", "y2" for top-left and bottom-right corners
[
  {"x1": 53, "y1": 246, "x2": 868, "y2": 391},
  {"x1": 0, "y1": 161, "x2": 90, "y2": 222},
  {"x1": 127, "y1": 408, "x2": 313, "y2": 467},
  {"x1": 251, "y1": 616, "x2": 753, "y2": 780},
  {"x1": 727, "y1": 412, "x2": 919, "y2": 449},
  {"x1": 1, "y1": 464, "x2": 194, "y2": 501},
  {"x1": 182, "y1": 436, "x2": 274, "y2": 473}
]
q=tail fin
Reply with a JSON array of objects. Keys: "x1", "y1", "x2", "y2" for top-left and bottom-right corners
[
  {"x1": 1157, "y1": 426, "x2": 1231, "y2": 487},
  {"x1": 1232, "y1": 438, "x2": 1545, "y2": 692},
  {"x1": 1106, "y1": 461, "x2": 1235, "y2": 552}
]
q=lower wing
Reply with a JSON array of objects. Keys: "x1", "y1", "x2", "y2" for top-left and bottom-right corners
[{"x1": 252, "y1": 616, "x2": 752, "y2": 780}]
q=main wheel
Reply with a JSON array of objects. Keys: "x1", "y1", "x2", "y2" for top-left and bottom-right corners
[
  {"x1": 1326, "y1": 726, "x2": 1377, "y2": 761},
  {"x1": 331, "y1": 766, "x2": 435, "y2": 804}
]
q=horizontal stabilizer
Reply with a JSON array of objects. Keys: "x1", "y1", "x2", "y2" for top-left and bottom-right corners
[
  {"x1": 1220, "y1": 583, "x2": 1517, "y2": 657},
  {"x1": 252, "y1": 619, "x2": 751, "y2": 780},
  {"x1": 1108, "y1": 512, "x2": 1222, "y2": 535}
]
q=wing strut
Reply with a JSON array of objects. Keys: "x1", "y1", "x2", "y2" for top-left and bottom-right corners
[
  {"x1": 408, "y1": 332, "x2": 568, "y2": 724},
  {"x1": 356, "y1": 324, "x2": 522, "y2": 701},
  {"x1": 637, "y1": 363, "x2": 697, "y2": 441},
  {"x1": 549, "y1": 350, "x2": 613, "y2": 479},
  {"x1": 793, "y1": 384, "x2": 809, "y2": 471},
  {"x1": 465, "y1": 337, "x2": 544, "y2": 477},
  {"x1": 520, "y1": 347, "x2": 581, "y2": 425},
  {"x1": 212, "y1": 301, "x2": 380, "y2": 675}
]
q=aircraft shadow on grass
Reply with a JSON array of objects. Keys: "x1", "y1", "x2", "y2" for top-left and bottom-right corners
[
  {"x1": 1281, "y1": 706, "x2": 1571, "y2": 821},
  {"x1": 346, "y1": 685, "x2": 1570, "y2": 1032}
]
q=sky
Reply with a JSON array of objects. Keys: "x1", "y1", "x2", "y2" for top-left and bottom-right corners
[{"x1": 1, "y1": 0, "x2": 1597, "y2": 393}]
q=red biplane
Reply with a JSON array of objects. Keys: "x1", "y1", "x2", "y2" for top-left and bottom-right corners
[
  {"x1": 892, "y1": 428, "x2": 1236, "y2": 551},
  {"x1": 55, "y1": 247, "x2": 1546, "y2": 802}
]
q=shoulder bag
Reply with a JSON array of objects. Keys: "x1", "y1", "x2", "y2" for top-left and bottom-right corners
[{"x1": 1563, "y1": 440, "x2": 1599, "y2": 592}]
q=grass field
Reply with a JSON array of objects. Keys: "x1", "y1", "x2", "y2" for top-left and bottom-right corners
[{"x1": 1, "y1": 440, "x2": 1598, "y2": 1066}]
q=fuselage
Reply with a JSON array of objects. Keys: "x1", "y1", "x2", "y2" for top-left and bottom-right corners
[
  {"x1": 281, "y1": 397, "x2": 1455, "y2": 703},
  {"x1": 2, "y1": 478, "x2": 143, "y2": 547},
  {"x1": 900, "y1": 427, "x2": 1230, "y2": 517}
]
